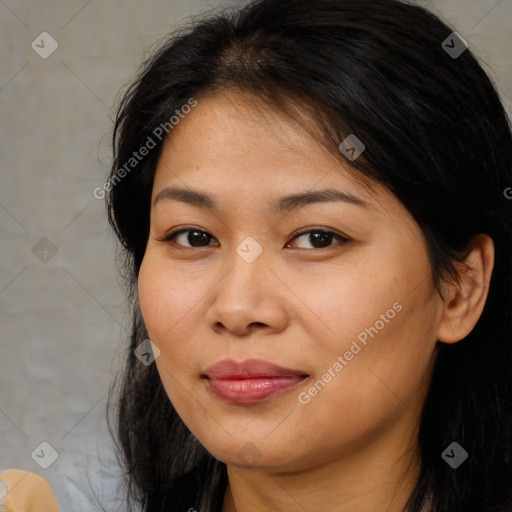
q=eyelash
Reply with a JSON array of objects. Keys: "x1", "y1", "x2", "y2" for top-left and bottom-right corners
[{"x1": 156, "y1": 227, "x2": 351, "y2": 251}]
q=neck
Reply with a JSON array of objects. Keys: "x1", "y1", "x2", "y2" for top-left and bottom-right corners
[{"x1": 221, "y1": 418, "x2": 421, "y2": 512}]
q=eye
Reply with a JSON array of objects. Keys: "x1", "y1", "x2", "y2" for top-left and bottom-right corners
[
  {"x1": 286, "y1": 229, "x2": 351, "y2": 250},
  {"x1": 157, "y1": 228, "x2": 219, "y2": 248},
  {"x1": 157, "y1": 227, "x2": 351, "y2": 250}
]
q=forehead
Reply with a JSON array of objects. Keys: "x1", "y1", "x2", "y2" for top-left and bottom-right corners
[
  {"x1": 161, "y1": 92, "x2": 336, "y2": 171},
  {"x1": 151, "y1": 91, "x2": 403, "y2": 220}
]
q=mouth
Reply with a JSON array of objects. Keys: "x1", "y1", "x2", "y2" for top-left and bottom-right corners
[{"x1": 202, "y1": 358, "x2": 309, "y2": 404}]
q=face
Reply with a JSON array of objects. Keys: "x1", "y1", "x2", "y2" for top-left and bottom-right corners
[{"x1": 138, "y1": 91, "x2": 444, "y2": 473}]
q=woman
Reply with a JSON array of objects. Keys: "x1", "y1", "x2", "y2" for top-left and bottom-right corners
[{"x1": 105, "y1": 0, "x2": 512, "y2": 510}]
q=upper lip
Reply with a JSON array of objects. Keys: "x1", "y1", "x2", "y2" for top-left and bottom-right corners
[{"x1": 203, "y1": 358, "x2": 308, "y2": 379}]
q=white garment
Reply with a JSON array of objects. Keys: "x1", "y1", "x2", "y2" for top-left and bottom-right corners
[{"x1": 48, "y1": 427, "x2": 133, "y2": 512}]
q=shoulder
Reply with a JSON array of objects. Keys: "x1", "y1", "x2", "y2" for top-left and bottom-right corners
[{"x1": 0, "y1": 469, "x2": 59, "y2": 512}]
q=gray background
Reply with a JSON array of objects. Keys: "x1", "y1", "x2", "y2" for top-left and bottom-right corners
[{"x1": 1, "y1": 0, "x2": 511, "y2": 510}]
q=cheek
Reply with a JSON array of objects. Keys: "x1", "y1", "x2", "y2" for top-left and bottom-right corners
[
  {"x1": 294, "y1": 252, "x2": 438, "y2": 414},
  {"x1": 287, "y1": 253, "x2": 410, "y2": 358},
  {"x1": 137, "y1": 253, "x2": 203, "y2": 346},
  {"x1": 311, "y1": 284, "x2": 436, "y2": 416},
  {"x1": 137, "y1": 254, "x2": 205, "y2": 418},
  {"x1": 286, "y1": 297, "x2": 437, "y2": 468}
]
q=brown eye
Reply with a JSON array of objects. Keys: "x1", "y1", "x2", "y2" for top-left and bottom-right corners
[
  {"x1": 158, "y1": 227, "x2": 350, "y2": 250},
  {"x1": 288, "y1": 229, "x2": 350, "y2": 250},
  {"x1": 160, "y1": 229, "x2": 219, "y2": 247}
]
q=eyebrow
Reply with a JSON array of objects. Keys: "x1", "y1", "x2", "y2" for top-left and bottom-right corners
[{"x1": 153, "y1": 186, "x2": 370, "y2": 213}]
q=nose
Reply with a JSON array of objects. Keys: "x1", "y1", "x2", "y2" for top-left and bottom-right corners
[{"x1": 204, "y1": 241, "x2": 289, "y2": 337}]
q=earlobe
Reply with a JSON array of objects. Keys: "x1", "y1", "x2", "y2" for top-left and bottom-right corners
[{"x1": 436, "y1": 234, "x2": 494, "y2": 344}]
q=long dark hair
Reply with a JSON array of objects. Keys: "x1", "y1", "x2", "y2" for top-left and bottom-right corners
[{"x1": 105, "y1": 0, "x2": 512, "y2": 510}]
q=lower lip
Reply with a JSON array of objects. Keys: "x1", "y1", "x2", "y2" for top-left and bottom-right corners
[{"x1": 205, "y1": 376, "x2": 307, "y2": 404}]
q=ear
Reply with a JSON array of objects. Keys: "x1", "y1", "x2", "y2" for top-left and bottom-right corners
[{"x1": 436, "y1": 234, "x2": 494, "y2": 344}]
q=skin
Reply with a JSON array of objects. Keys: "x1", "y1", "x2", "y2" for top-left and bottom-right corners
[
  {"x1": 0, "y1": 469, "x2": 59, "y2": 511},
  {"x1": 137, "y1": 90, "x2": 494, "y2": 512}
]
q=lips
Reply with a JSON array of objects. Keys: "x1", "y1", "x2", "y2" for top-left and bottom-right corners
[{"x1": 203, "y1": 358, "x2": 309, "y2": 404}]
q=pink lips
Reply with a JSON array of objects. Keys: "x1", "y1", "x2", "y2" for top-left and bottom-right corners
[{"x1": 203, "y1": 358, "x2": 308, "y2": 404}]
